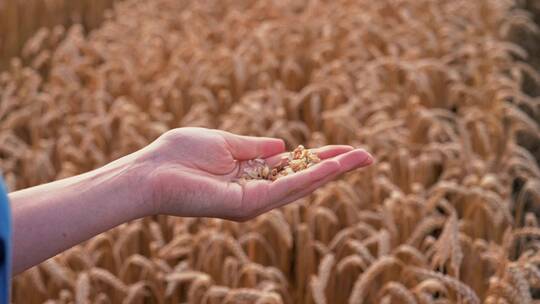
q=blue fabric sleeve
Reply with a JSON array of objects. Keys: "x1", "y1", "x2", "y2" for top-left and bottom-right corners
[{"x1": 0, "y1": 176, "x2": 11, "y2": 304}]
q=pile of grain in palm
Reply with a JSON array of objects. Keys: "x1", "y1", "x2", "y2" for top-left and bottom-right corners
[
  {"x1": 237, "y1": 145, "x2": 321, "y2": 182},
  {"x1": 1, "y1": 0, "x2": 540, "y2": 303}
]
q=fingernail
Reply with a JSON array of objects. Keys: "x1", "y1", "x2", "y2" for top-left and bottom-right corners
[{"x1": 361, "y1": 152, "x2": 374, "y2": 166}]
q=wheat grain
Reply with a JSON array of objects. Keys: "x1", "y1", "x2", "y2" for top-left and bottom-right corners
[
  {"x1": 379, "y1": 281, "x2": 418, "y2": 304},
  {"x1": 506, "y1": 266, "x2": 532, "y2": 304},
  {"x1": 310, "y1": 254, "x2": 334, "y2": 304},
  {"x1": 89, "y1": 268, "x2": 127, "y2": 294},
  {"x1": 407, "y1": 267, "x2": 480, "y2": 304},
  {"x1": 430, "y1": 212, "x2": 462, "y2": 277},
  {"x1": 41, "y1": 259, "x2": 75, "y2": 288},
  {"x1": 122, "y1": 281, "x2": 150, "y2": 304},
  {"x1": 75, "y1": 272, "x2": 91, "y2": 304},
  {"x1": 413, "y1": 279, "x2": 449, "y2": 299},
  {"x1": 349, "y1": 256, "x2": 400, "y2": 304}
]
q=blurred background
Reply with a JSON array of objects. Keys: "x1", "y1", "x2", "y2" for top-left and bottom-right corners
[{"x1": 1, "y1": 0, "x2": 539, "y2": 303}]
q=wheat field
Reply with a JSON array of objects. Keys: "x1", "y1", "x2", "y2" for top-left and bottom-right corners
[
  {"x1": 1, "y1": 0, "x2": 540, "y2": 303},
  {"x1": 0, "y1": 0, "x2": 121, "y2": 70}
]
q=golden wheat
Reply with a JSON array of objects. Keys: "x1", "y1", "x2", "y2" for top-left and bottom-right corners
[{"x1": 1, "y1": 0, "x2": 540, "y2": 303}]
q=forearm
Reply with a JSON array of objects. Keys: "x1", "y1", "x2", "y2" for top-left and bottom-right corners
[{"x1": 8, "y1": 156, "x2": 151, "y2": 275}]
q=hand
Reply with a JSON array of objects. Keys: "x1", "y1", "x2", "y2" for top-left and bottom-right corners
[
  {"x1": 138, "y1": 128, "x2": 374, "y2": 221},
  {"x1": 9, "y1": 127, "x2": 374, "y2": 273}
]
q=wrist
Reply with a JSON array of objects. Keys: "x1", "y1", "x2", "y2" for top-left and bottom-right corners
[{"x1": 90, "y1": 152, "x2": 155, "y2": 220}]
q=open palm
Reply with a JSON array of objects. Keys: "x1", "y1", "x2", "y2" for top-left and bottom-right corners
[{"x1": 142, "y1": 128, "x2": 373, "y2": 221}]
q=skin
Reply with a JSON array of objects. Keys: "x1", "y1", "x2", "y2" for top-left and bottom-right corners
[{"x1": 8, "y1": 127, "x2": 373, "y2": 275}]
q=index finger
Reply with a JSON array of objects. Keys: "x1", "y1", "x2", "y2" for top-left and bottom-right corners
[{"x1": 220, "y1": 131, "x2": 286, "y2": 160}]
